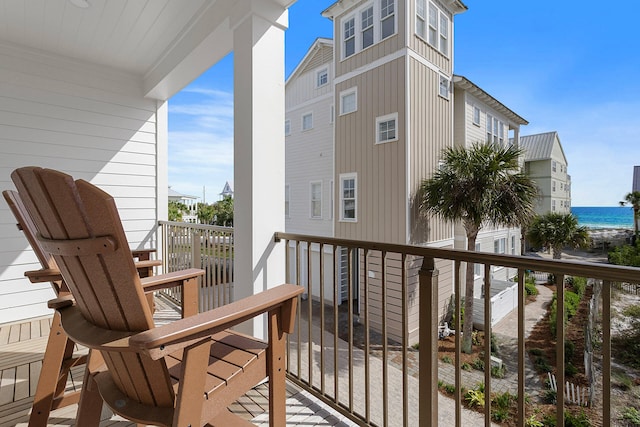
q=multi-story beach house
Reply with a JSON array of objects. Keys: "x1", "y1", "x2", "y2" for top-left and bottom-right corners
[
  {"x1": 633, "y1": 166, "x2": 640, "y2": 192},
  {"x1": 285, "y1": 0, "x2": 535, "y2": 340},
  {"x1": 518, "y1": 131, "x2": 572, "y2": 215}
]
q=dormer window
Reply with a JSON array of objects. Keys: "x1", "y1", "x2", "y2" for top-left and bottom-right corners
[{"x1": 340, "y1": 1, "x2": 396, "y2": 60}]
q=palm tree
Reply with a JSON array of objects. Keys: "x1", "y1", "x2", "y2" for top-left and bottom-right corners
[
  {"x1": 620, "y1": 191, "x2": 640, "y2": 241},
  {"x1": 526, "y1": 213, "x2": 590, "y2": 259},
  {"x1": 419, "y1": 142, "x2": 538, "y2": 353}
]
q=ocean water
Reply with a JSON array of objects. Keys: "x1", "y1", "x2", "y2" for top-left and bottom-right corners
[{"x1": 571, "y1": 206, "x2": 634, "y2": 229}]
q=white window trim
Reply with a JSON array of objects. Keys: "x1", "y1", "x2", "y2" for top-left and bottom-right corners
[
  {"x1": 340, "y1": 173, "x2": 357, "y2": 222},
  {"x1": 302, "y1": 112, "x2": 313, "y2": 131},
  {"x1": 473, "y1": 242, "x2": 482, "y2": 278},
  {"x1": 511, "y1": 235, "x2": 516, "y2": 255},
  {"x1": 316, "y1": 68, "x2": 328, "y2": 88},
  {"x1": 375, "y1": 112, "x2": 398, "y2": 144},
  {"x1": 284, "y1": 119, "x2": 291, "y2": 136},
  {"x1": 310, "y1": 181, "x2": 323, "y2": 219},
  {"x1": 380, "y1": 0, "x2": 397, "y2": 41},
  {"x1": 438, "y1": 74, "x2": 450, "y2": 100},
  {"x1": 339, "y1": 87, "x2": 358, "y2": 116},
  {"x1": 417, "y1": 1, "x2": 450, "y2": 57},
  {"x1": 342, "y1": 14, "x2": 357, "y2": 60},
  {"x1": 493, "y1": 237, "x2": 506, "y2": 270},
  {"x1": 472, "y1": 106, "x2": 481, "y2": 126}
]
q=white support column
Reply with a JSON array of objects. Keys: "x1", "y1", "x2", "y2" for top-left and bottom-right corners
[{"x1": 232, "y1": 5, "x2": 288, "y2": 339}]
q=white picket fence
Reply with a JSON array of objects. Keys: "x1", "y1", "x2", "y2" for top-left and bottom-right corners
[{"x1": 547, "y1": 373, "x2": 590, "y2": 407}]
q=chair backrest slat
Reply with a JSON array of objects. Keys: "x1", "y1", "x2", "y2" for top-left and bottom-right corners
[{"x1": 12, "y1": 167, "x2": 175, "y2": 407}]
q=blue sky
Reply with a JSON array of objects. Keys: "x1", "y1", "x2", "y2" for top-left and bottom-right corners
[{"x1": 168, "y1": 0, "x2": 640, "y2": 206}]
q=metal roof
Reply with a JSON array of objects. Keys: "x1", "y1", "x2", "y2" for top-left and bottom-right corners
[{"x1": 517, "y1": 131, "x2": 567, "y2": 163}]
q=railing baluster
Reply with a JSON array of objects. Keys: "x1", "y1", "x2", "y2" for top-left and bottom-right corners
[
  {"x1": 348, "y1": 246, "x2": 354, "y2": 413},
  {"x1": 556, "y1": 273, "x2": 566, "y2": 427},
  {"x1": 333, "y1": 245, "x2": 339, "y2": 404},
  {"x1": 603, "y1": 279, "x2": 611, "y2": 425},
  {"x1": 381, "y1": 250, "x2": 388, "y2": 426},
  {"x1": 518, "y1": 268, "x2": 526, "y2": 427},
  {"x1": 319, "y1": 242, "x2": 326, "y2": 396},
  {"x1": 307, "y1": 241, "x2": 313, "y2": 388},
  {"x1": 285, "y1": 238, "x2": 291, "y2": 375},
  {"x1": 484, "y1": 264, "x2": 491, "y2": 426},
  {"x1": 454, "y1": 260, "x2": 462, "y2": 427},
  {"x1": 296, "y1": 240, "x2": 301, "y2": 379},
  {"x1": 363, "y1": 248, "x2": 370, "y2": 423},
  {"x1": 401, "y1": 253, "x2": 408, "y2": 427}
]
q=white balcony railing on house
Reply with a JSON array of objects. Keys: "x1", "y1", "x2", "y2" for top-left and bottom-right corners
[
  {"x1": 159, "y1": 222, "x2": 640, "y2": 427},
  {"x1": 159, "y1": 221, "x2": 234, "y2": 311}
]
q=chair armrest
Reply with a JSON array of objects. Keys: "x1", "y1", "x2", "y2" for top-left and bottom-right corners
[
  {"x1": 131, "y1": 248, "x2": 156, "y2": 261},
  {"x1": 130, "y1": 284, "x2": 303, "y2": 360},
  {"x1": 139, "y1": 268, "x2": 204, "y2": 292},
  {"x1": 25, "y1": 268, "x2": 63, "y2": 283}
]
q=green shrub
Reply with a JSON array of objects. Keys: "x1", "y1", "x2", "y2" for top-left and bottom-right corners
[
  {"x1": 492, "y1": 391, "x2": 515, "y2": 410},
  {"x1": 461, "y1": 362, "x2": 472, "y2": 371},
  {"x1": 525, "y1": 414, "x2": 544, "y2": 427},
  {"x1": 443, "y1": 383, "x2": 456, "y2": 394},
  {"x1": 534, "y1": 356, "x2": 552, "y2": 373},
  {"x1": 525, "y1": 281, "x2": 539, "y2": 296},
  {"x1": 529, "y1": 347, "x2": 545, "y2": 357},
  {"x1": 472, "y1": 358, "x2": 484, "y2": 371},
  {"x1": 549, "y1": 291, "x2": 581, "y2": 337},
  {"x1": 491, "y1": 365, "x2": 506, "y2": 378},
  {"x1": 543, "y1": 388, "x2": 557, "y2": 404},
  {"x1": 623, "y1": 303, "x2": 640, "y2": 318},
  {"x1": 490, "y1": 333, "x2": 499, "y2": 354},
  {"x1": 465, "y1": 388, "x2": 485, "y2": 407},
  {"x1": 492, "y1": 408, "x2": 509, "y2": 422},
  {"x1": 609, "y1": 243, "x2": 640, "y2": 267},
  {"x1": 441, "y1": 355, "x2": 452, "y2": 364},
  {"x1": 569, "y1": 276, "x2": 587, "y2": 298},
  {"x1": 565, "y1": 362, "x2": 578, "y2": 377},
  {"x1": 621, "y1": 407, "x2": 640, "y2": 425},
  {"x1": 565, "y1": 340, "x2": 575, "y2": 362},
  {"x1": 564, "y1": 410, "x2": 591, "y2": 427}
]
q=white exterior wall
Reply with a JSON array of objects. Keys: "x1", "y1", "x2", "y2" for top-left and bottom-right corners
[
  {"x1": 0, "y1": 43, "x2": 162, "y2": 324},
  {"x1": 285, "y1": 61, "x2": 334, "y2": 237}
]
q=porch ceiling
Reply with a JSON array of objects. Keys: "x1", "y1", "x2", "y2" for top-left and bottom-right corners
[{"x1": 0, "y1": 0, "x2": 296, "y2": 99}]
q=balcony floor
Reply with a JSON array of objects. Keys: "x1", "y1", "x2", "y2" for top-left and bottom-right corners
[{"x1": 0, "y1": 296, "x2": 357, "y2": 427}]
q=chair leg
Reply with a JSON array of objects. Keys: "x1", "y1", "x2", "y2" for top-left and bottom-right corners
[
  {"x1": 268, "y1": 309, "x2": 287, "y2": 427},
  {"x1": 28, "y1": 311, "x2": 78, "y2": 427},
  {"x1": 75, "y1": 351, "x2": 104, "y2": 426}
]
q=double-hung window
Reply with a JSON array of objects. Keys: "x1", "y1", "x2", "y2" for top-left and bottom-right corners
[
  {"x1": 494, "y1": 238, "x2": 506, "y2": 255},
  {"x1": 284, "y1": 119, "x2": 291, "y2": 136},
  {"x1": 361, "y1": 7, "x2": 374, "y2": 49},
  {"x1": 473, "y1": 106, "x2": 481, "y2": 126},
  {"x1": 344, "y1": 17, "x2": 356, "y2": 58},
  {"x1": 302, "y1": 112, "x2": 313, "y2": 131},
  {"x1": 310, "y1": 182, "x2": 322, "y2": 219},
  {"x1": 316, "y1": 68, "x2": 328, "y2": 87},
  {"x1": 340, "y1": 87, "x2": 357, "y2": 115},
  {"x1": 380, "y1": 0, "x2": 395, "y2": 40},
  {"x1": 511, "y1": 235, "x2": 516, "y2": 255},
  {"x1": 284, "y1": 185, "x2": 290, "y2": 217},
  {"x1": 340, "y1": 174, "x2": 357, "y2": 221},
  {"x1": 423, "y1": 2, "x2": 449, "y2": 56},
  {"x1": 416, "y1": 0, "x2": 426, "y2": 38},
  {"x1": 376, "y1": 113, "x2": 398, "y2": 144},
  {"x1": 439, "y1": 75, "x2": 450, "y2": 99}
]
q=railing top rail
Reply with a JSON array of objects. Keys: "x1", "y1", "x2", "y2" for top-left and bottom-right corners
[
  {"x1": 159, "y1": 221, "x2": 234, "y2": 233},
  {"x1": 274, "y1": 231, "x2": 640, "y2": 283}
]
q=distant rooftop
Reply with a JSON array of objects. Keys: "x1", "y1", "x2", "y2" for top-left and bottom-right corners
[{"x1": 516, "y1": 131, "x2": 566, "y2": 163}]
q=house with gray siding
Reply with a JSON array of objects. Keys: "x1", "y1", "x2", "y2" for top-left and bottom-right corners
[{"x1": 519, "y1": 131, "x2": 572, "y2": 215}]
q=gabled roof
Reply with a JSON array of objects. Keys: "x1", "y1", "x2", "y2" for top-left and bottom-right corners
[
  {"x1": 168, "y1": 187, "x2": 197, "y2": 200},
  {"x1": 220, "y1": 181, "x2": 234, "y2": 196},
  {"x1": 286, "y1": 38, "x2": 333, "y2": 84},
  {"x1": 453, "y1": 75, "x2": 528, "y2": 126},
  {"x1": 517, "y1": 131, "x2": 568, "y2": 164}
]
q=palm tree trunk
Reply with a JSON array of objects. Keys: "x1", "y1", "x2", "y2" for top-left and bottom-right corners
[
  {"x1": 462, "y1": 233, "x2": 477, "y2": 354},
  {"x1": 634, "y1": 206, "x2": 639, "y2": 242}
]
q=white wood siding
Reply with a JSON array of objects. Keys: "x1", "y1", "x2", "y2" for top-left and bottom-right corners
[
  {"x1": 0, "y1": 43, "x2": 160, "y2": 323},
  {"x1": 285, "y1": 48, "x2": 334, "y2": 237}
]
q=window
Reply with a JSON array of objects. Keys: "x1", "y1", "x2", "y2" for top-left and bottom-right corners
[
  {"x1": 552, "y1": 161, "x2": 557, "y2": 172},
  {"x1": 486, "y1": 114, "x2": 492, "y2": 142},
  {"x1": 340, "y1": 88, "x2": 357, "y2": 115},
  {"x1": 511, "y1": 235, "x2": 516, "y2": 255},
  {"x1": 344, "y1": 17, "x2": 356, "y2": 58},
  {"x1": 302, "y1": 112, "x2": 313, "y2": 131},
  {"x1": 439, "y1": 75, "x2": 449, "y2": 99},
  {"x1": 473, "y1": 106, "x2": 480, "y2": 126},
  {"x1": 494, "y1": 238, "x2": 506, "y2": 254},
  {"x1": 416, "y1": 0, "x2": 426, "y2": 38},
  {"x1": 361, "y1": 6, "x2": 374, "y2": 49},
  {"x1": 341, "y1": 1, "x2": 396, "y2": 60},
  {"x1": 486, "y1": 114, "x2": 504, "y2": 144},
  {"x1": 285, "y1": 185, "x2": 290, "y2": 217},
  {"x1": 340, "y1": 173, "x2": 357, "y2": 221},
  {"x1": 552, "y1": 180, "x2": 556, "y2": 192},
  {"x1": 284, "y1": 119, "x2": 291, "y2": 136},
  {"x1": 310, "y1": 182, "x2": 322, "y2": 219},
  {"x1": 499, "y1": 122, "x2": 504, "y2": 145},
  {"x1": 560, "y1": 183, "x2": 563, "y2": 191},
  {"x1": 552, "y1": 199, "x2": 556, "y2": 211},
  {"x1": 421, "y1": 2, "x2": 449, "y2": 56},
  {"x1": 316, "y1": 68, "x2": 328, "y2": 87},
  {"x1": 474, "y1": 242, "x2": 482, "y2": 276},
  {"x1": 380, "y1": 0, "x2": 395, "y2": 40},
  {"x1": 376, "y1": 113, "x2": 398, "y2": 144}
]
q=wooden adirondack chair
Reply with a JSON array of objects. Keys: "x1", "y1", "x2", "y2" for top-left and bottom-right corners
[
  {"x1": 11, "y1": 166, "x2": 302, "y2": 426},
  {"x1": 2, "y1": 188, "x2": 203, "y2": 426}
]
